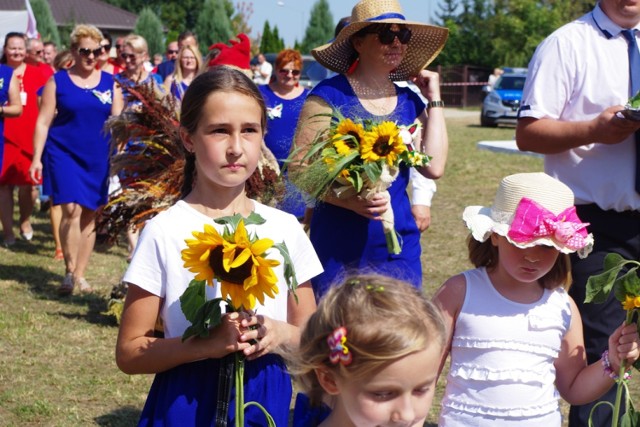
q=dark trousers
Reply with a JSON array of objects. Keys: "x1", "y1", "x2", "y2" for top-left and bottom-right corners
[{"x1": 568, "y1": 204, "x2": 640, "y2": 427}]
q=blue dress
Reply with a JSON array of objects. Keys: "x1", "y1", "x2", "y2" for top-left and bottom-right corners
[
  {"x1": 0, "y1": 65, "x2": 13, "y2": 171},
  {"x1": 170, "y1": 80, "x2": 188, "y2": 101},
  {"x1": 307, "y1": 74, "x2": 425, "y2": 299},
  {"x1": 259, "y1": 85, "x2": 309, "y2": 219},
  {"x1": 44, "y1": 70, "x2": 113, "y2": 210}
]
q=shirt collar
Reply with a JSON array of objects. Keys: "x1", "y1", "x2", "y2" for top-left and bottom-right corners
[{"x1": 592, "y1": 3, "x2": 640, "y2": 38}]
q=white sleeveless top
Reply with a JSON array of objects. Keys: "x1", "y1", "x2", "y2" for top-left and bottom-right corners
[{"x1": 439, "y1": 267, "x2": 572, "y2": 426}]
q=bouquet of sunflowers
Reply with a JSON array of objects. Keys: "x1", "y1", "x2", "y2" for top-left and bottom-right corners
[
  {"x1": 288, "y1": 112, "x2": 431, "y2": 254},
  {"x1": 180, "y1": 212, "x2": 297, "y2": 427}
]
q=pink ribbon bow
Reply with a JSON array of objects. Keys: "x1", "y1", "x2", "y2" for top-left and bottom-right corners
[
  {"x1": 507, "y1": 197, "x2": 590, "y2": 251},
  {"x1": 327, "y1": 326, "x2": 352, "y2": 366}
]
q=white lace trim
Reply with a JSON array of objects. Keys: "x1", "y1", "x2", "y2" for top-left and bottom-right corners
[
  {"x1": 452, "y1": 336, "x2": 560, "y2": 359},
  {"x1": 442, "y1": 396, "x2": 559, "y2": 418},
  {"x1": 449, "y1": 364, "x2": 554, "y2": 384}
]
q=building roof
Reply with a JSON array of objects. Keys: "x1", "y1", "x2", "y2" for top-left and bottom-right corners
[{"x1": 0, "y1": 0, "x2": 137, "y2": 31}]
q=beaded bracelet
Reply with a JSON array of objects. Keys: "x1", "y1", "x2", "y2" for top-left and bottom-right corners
[{"x1": 602, "y1": 350, "x2": 632, "y2": 381}]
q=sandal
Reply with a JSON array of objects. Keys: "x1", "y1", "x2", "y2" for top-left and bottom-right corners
[
  {"x1": 76, "y1": 277, "x2": 93, "y2": 294},
  {"x1": 58, "y1": 273, "x2": 74, "y2": 296},
  {"x1": 53, "y1": 248, "x2": 64, "y2": 260}
]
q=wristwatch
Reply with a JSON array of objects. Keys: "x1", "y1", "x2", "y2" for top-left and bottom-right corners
[{"x1": 427, "y1": 100, "x2": 445, "y2": 109}]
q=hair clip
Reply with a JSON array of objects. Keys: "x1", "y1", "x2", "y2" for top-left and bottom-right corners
[
  {"x1": 365, "y1": 284, "x2": 385, "y2": 292},
  {"x1": 347, "y1": 278, "x2": 360, "y2": 286},
  {"x1": 327, "y1": 326, "x2": 352, "y2": 366}
]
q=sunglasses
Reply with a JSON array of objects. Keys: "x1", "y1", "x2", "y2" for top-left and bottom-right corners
[
  {"x1": 120, "y1": 53, "x2": 138, "y2": 60},
  {"x1": 31, "y1": 49, "x2": 43, "y2": 55},
  {"x1": 369, "y1": 27, "x2": 412, "y2": 45},
  {"x1": 102, "y1": 44, "x2": 112, "y2": 51},
  {"x1": 115, "y1": 44, "x2": 122, "y2": 49},
  {"x1": 167, "y1": 49, "x2": 179, "y2": 54},
  {"x1": 77, "y1": 47, "x2": 104, "y2": 57},
  {"x1": 279, "y1": 68, "x2": 301, "y2": 77}
]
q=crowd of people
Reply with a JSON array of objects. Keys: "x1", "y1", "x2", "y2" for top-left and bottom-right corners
[{"x1": 2, "y1": 0, "x2": 640, "y2": 425}]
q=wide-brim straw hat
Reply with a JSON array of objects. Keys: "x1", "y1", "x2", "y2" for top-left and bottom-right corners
[
  {"x1": 463, "y1": 172, "x2": 594, "y2": 258},
  {"x1": 312, "y1": 0, "x2": 449, "y2": 81}
]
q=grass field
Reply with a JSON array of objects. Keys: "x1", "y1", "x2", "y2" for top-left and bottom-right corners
[{"x1": 0, "y1": 111, "x2": 636, "y2": 426}]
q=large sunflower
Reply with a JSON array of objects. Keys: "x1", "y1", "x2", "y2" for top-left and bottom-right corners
[
  {"x1": 361, "y1": 121, "x2": 406, "y2": 166},
  {"x1": 332, "y1": 118, "x2": 365, "y2": 155},
  {"x1": 182, "y1": 220, "x2": 280, "y2": 310}
]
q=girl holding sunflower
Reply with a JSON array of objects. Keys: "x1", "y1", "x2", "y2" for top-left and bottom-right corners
[
  {"x1": 292, "y1": 0, "x2": 449, "y2": 298},
  {"x1": 115, "y1": 67, "x2": 323, "y2": 426}
]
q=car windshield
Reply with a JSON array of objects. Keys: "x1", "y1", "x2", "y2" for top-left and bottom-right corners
[{"x1": 496, "y1": 76, "x2": 526, "y2": 90}]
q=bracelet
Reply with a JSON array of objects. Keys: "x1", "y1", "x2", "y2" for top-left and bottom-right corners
[
  {"x1": 427, "y1": 100, "x2": 445, "y2": 109},
  {"x1": 602, "y1": 350, "x2": 632, "y2": 380}
]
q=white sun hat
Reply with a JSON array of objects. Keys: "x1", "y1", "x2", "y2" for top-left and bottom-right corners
[{"x1": 463, "y1": 172, "x2": 594, "y2": 258}]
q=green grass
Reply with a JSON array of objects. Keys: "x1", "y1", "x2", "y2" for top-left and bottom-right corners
[{"x1": 0, "y1": 113, "x2": 636, "y2": 426}]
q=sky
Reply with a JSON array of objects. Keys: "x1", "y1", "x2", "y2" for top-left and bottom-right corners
[{"x1": 247, "y1": 0, "x2": 441, "y2": 48}]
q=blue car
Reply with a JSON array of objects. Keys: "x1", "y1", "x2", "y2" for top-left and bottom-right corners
[{"x1": 480, "y1": 72, "x2": 527, "y2": 127}]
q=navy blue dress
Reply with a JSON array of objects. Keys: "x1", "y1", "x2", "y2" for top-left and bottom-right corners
[
  {"x1": 259, "y1": 84, "x2": 309, "y2": 219},
  {"x1": 0, "y1": 65, "x2": 13, "y2": 170},
  {"x1": 44, "y1": 70, "x2": 112, "y2": 209},
  {"x1": 307, "y1": 74, "x2": 425, "y2": 299}
]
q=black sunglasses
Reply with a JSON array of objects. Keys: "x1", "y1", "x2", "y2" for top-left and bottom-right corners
[
  {"x1": 370, "y1": 27, "x2": 412, "y2": 45},
  {"x1": 120, "y1": 53, "x2": 137, "y2": 60},
  {"x1": 102, "y1": 44, "x2": 112, "y2": 51},
  {"x1": 167, "y1": 49, "x2": 179, "y2": 54},
  {"x1": 77, "y1": 47, "x2": 104, "y2": 57},
  {"x1": 279, "y1": 68, "x2": 301, "y2": 77}
]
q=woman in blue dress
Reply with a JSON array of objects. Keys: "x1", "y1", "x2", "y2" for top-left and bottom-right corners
[
  {"x1": 292, "y1": 0, "x2": 450, "y2": 299},
  {"x1": 259, "y1": 49, "x2": 310, "y2": 222},
  {"x1": 163, "y1": 44, "x2": 201, "y2": 102},
  {"x1": 30, "y1": 24, "x2": 116, "y2": 294},
  {"x1": 0, "y1": 63, "x2": 23, "y2": 185}
]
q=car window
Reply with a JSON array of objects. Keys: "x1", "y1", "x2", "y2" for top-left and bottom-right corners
[{"x1": 496, "y1": 76, "x2": 526, "y2": 90}]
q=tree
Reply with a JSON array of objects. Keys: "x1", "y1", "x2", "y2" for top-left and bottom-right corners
[
  {"x1": 195, "y1": 0, "x2": 234, "y2": 52},
  {"x1": 30, "y1": 0, "x2": 61, "y2": 47},
  {"x1": 229, "y1": 1, "x2": 254, "y2": 36},
  {"x1": 299, "y1": 0, "x2": 334, "y2": 54},
  {"x1": 134, "y1": 7, "x2": 164, "y2": 56},
  {"x1": 435, "y1": 0, "x2": 594, "y2": 68}
]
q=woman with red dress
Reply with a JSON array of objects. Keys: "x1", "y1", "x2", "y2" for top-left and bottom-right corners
[{"x1": 0, "y1": 32, "x2": 51, "y2": 246}]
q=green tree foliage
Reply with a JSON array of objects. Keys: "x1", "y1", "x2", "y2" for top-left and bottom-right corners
[
  {"x1": 299, "y1": 0, "x2": 334, "y2": 54},
  {"x1": 31, "y1": 0, "x2": 61, "y2": 46},
  {"x1": 259, "y1": 21, "x2": 284, "y2": 54},
  {"x1": 195, "y1": 0, "x2": 234, "y2": 52},
  {"x1": 159, "y1": 3, "x2": 187, "y2": 35},
  {"x1": 134, "y1": 7, "x2": 164, "y2": 56},
  {"x1": 436, "y1": 0, "x2": 594, "y2": 68}
]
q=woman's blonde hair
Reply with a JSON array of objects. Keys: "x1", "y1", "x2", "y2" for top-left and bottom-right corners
[
  {"x1": 123, "y1": 34, "x2": 148, "y2": 56},
  {"x1": 290, "y1": 274, "x2": 446, "y2": 407},
  {"x1": 174, "y1": 45, "x2": 203, "y2": 84},
  {"x1": 69, "y1": 24, "x2": 103, "y2": 49}
]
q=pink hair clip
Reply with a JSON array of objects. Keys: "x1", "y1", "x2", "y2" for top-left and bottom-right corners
[{"x1": 327, "y1": 326, "x2": 352, "y2": 366}]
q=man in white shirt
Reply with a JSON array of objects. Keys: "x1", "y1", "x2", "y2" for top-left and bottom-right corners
[
  {"x1": 253, "y1": 53, "x2": 273, "y2": 85},
  {"x1": 516, "y1": 1, "x2": 640, "y2": 425}
]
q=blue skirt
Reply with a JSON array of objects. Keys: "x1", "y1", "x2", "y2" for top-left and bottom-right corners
[{"x1": 139, "y1": 354, "x2": 292, "y2": 427}]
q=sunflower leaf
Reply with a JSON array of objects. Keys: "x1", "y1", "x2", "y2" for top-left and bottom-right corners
[
  {"x1": 272, "y1": 241, "x2": 299, "y2": 303},
  {"x1": 585, "y1": 253, "x2": 629, "y2": 304},
  {"x1": 180, "y1": 279, "x2": 207, "y2": 324},
  {"x1": 613, "y1": 267, "x2": 640, "y2": 302}
]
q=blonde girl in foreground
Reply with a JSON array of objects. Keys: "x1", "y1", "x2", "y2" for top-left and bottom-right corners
[{"x1": 291, "y1": 274, "x2": 446, "y2": 426}]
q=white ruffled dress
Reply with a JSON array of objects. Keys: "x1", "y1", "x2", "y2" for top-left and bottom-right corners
[{"x1": 440, "y1": 267, "x2": 572, "y2": 426}]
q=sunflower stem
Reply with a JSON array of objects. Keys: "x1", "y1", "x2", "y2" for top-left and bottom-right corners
[
  {"x1": 609, "y1": 309, "x2": 635, "y2": 427},
  {"x1": 235, "y1": 352, "x2": 244, "y2": 427}
]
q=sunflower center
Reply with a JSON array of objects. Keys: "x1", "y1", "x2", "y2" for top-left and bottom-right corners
[
  {"x1": 373, "y1": 136, "x2": 393, "y2": 156},
  {"x1": 209, "y1": 246, "x2": 253, "y2": 285},
  {"x1": 346, "y1": 132, "x2": 361, "y2": 146}
]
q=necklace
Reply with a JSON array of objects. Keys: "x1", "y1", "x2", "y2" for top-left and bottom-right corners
[{"x1": 347, "y1": 75, "x2": 397, "y2": 116}]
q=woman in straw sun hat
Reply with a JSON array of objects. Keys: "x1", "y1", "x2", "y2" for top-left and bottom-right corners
[
  {"x1": 290, "y1": 0, "x2": 449, "y2": 302},
  {"x1": 433, "y1": 172, "x2": 639, "y2": 426}
]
